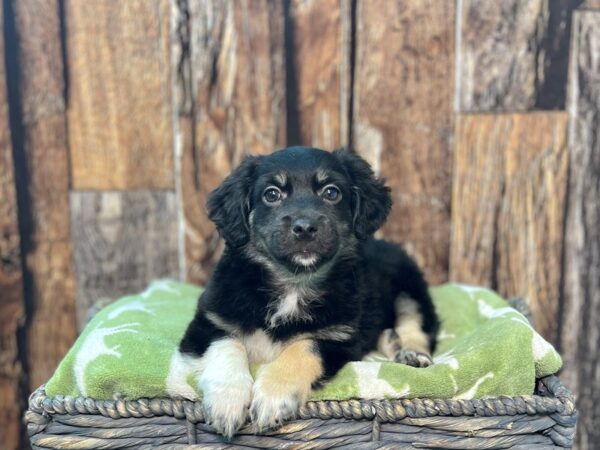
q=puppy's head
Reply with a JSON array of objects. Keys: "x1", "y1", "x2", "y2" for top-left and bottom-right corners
[{"x1": 207, "y1": 147, "x2": 391, "y2": 272}]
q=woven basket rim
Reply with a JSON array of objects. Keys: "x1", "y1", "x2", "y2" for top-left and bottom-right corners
[{"x1": 27, "y1": 374, "x2": 575, "y2": 425}]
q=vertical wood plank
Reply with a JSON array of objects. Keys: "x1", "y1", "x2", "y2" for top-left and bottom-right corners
[
  {"x1": 457, "y1": 0, "x2": 580, "y2": 111},
  {"x1": 176, "y1": 0, "x2": 286, "y2": 284},
  {"x1": 66, "y1": 0, "x2": 173, "y2": 190},
  {"x1": 11, "y1": 0, "x2": 77, "y2": 390},
  {"x1": 582, "y1": 0, "x2": 600, "y2": 8},
  {"x1": 449, "y1": 115, "x2": 506, "y2": 287},
  {"x1": 353, "y1": 0, "x2": 454, "y2": 284},
  {"x1": 70, "y1": 192, "x2": 179, "y2": 328},
  {"x1": 562, "y1": 10, "x2": 600, "y2": 449},
  {"x1": 289, "y1": 0, "x2": 351, "y2": 148},
  {"x1": 0, "y1": 5, "x2": 25, "y2": 448},
  {"x1": 450, "y1": 113, "x2": 568, "y2": 342}
]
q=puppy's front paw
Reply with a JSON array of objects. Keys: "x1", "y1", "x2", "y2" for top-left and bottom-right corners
[
  {"x1": 249, "y1": 380, "x2": 304, "y2": 432},
  {"x1": 394, "y1": 349, "x2": 433, "y2": 368},
  {"x1": 202, "y1": 381, "x2": 252, "y2": 439}
]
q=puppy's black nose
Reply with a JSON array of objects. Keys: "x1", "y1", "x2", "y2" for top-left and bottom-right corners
[{"x1": 291, "y1": 218, "x2": 317, "y2": 240}]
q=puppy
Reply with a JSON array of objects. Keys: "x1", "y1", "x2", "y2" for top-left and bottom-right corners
[{"x1": 179, "y1": 146, "x2": 438, "y2": 438}]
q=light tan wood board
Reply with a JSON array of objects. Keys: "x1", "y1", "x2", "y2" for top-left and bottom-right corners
[
  {"x1": 561, "y1": 10, "x2": 600, "y2": 450},
  {"x1": 11, "y1": 0, "x2": 77, "y2": 391},
  {"x1": 66, "y1": 0, "x2": 173, "y2": 189},
  {"x1": 353, "y1": 0, "x2": 455, "y2": 284},
  {"x1": 450, "y1": 113, "x2": 568, "y2": 343},
  {"x1": 174, "y1": 0, "x2": 286, "y2": 284}
]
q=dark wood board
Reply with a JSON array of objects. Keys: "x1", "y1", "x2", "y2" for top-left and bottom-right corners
[
  {"x1": 0, "y1": 5, "x2": 25, "y2": 448},
  {"x1": 11, "y1": 0, "x2": 77, "y2": 392},
  {"x1": 457, "y1": 0, "x2": 581, "y2": 111},
  {"x1": 561, "y1": 10, "x2": 600, "y2": 449},
  {"x1": 353, "y1": 0, "x2": 455, "y2": 284},
  {"x1": 70, "y1": 191, "x2": 180, "y2": 329}
]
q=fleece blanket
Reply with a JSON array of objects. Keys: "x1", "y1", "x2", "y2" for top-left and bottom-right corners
[{"x1": 45, "y1": 280, "x2": 562, "y2": 401}]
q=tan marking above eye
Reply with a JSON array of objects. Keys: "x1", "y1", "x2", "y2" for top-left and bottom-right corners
[
  {"x1": 315, "y1": 168, "x2": 330, "y2": 184},
  {"x1": 272, "y1": 172, "x2": 287, "y2": 186}
]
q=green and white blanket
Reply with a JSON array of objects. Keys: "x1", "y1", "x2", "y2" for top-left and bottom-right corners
[{"x1": 46, "y1": 280, "x2": 562, "y2": 401}]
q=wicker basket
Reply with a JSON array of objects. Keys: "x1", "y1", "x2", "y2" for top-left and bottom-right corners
[
  {"x1": 25, "y1": 374, "x2": 576, "y2": 449},
  {"x1": 25, "y1": 299, "x2": 577, "y2": 449}
]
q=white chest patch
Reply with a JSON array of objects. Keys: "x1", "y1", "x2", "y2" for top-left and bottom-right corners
[
  {"x1": 243, "y1": 329, "x2": 282, "y2": 364},
  {"x1": 267, "y1": 289, "x2": 310, "y2": 328}
]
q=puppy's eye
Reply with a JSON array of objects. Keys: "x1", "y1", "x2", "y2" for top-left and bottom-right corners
[
  {"x1": 321, "y1": 184, "x2": 341, "y2": 203},
  {"x1": 263, "y1": 186, "x2": 283, "y2": 204}
]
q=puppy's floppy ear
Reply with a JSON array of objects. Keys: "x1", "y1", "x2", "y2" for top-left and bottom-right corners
[
  {"x1": 333, "y1": 148, "x2": 392, "y2": 238},
  {"x1": 207, "y1": 155, "x2": 260, "y2": 247}
]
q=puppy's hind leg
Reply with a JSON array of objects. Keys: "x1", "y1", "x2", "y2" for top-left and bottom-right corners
[{"x1": 377, "y1": 297, "x2": 433, "y2": 368}]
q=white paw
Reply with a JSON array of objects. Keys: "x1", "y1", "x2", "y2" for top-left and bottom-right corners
[
  {"x1": 249, "y1": 380, "x2": 304, "y2": 432},
  {"x1": 202, "y1": 380, "x2": 252, "y2": 439}
]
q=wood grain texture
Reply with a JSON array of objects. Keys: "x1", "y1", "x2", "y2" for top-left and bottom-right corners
[
  {"x1": 450, "y1": 113, "x2": 568, "y2": 342},
  {"x1": 561, "y1": 11, "x2": 600, "y2": 449},
  {"x1": 175, "y1": 0, "x2": 286, "y2": 284},
  {"x1": 353, "y1": 0, "x2": 454, "y2": 284},
  {"x1": 289, "y1": 0, "x2": 350, "y2": 148},
  {"x1": 0, "y1": 6, "x2": 25, "y2": 449},
  {"x1": 66, "y1": 0, "x2": 173, "y2": 190},
  {"x1": 582, "y1": 0, "x2": 600, "y2": 7},
  {"x1": 457, "y1": 0, "x2": 580, "y2": 111},
  {"x1": 11, "y1": 0, "x2": 77, "y2": 391},
  {"x1": 70, "y1": 191, "x2": 179, "y2": 329}
]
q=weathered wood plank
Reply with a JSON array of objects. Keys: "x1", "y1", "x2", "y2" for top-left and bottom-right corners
[
  {"x1": 582, "y1": 0, "x2": 600, "y2": 8},
  {"x1": 175, "y1": 0, "x2": 286, "y2": 283},
  {"x1": 0, "y1": 5, "x2": 25, "y2": 449},
  {"x1": 448, "y1": 115, "x2": 505, "y2": 288},
  {"x1": 457, "y1": 0, "x2": 580, "y2": 111},
  {"x1": 450, "y1": 113, "x2": 568, "y2": 342},
  {"x1": 561, "y1": 10, "x2": 600, "y2": 449},
  {"x1": 66, "y1": 0, "x2": 173, "y2": 190},
  {"x1": 11, "y1": 0, "x2": 77, "y2": 391},
  {"x1": 289, "y1": 0, "x2": 351, "y2": 148},
  {"x1": 70, "y1": 191, "x2": 179, "y2": 329},
  {"x1": 353, "y1": 0, "x2": 454, "y2": 284}
]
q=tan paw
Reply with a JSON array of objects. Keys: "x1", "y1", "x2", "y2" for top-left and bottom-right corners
[
  {"x1": 394, "y1": 349, "x2": 433, "y2": 368},
  {"x1": 249, "y1": 380, "x2": 304, "y2": 432}
]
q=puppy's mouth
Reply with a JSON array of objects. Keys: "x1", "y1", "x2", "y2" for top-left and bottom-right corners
[{"x1": 290, "y1": 250, "x2": 320, "y2": 268}]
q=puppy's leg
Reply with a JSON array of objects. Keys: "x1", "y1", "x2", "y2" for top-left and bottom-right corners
[
  {"x1": 377, "y1": 297, "x2": 433, "y2": 368},
  {"x1": 198, "y1": 338, "x2": 253, "y2": 439},
  {"x1": 250, "y1": 339, "x2": 322, "y2": 431}
]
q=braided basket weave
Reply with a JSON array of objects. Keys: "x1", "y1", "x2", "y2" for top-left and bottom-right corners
[
  {"x1": 25, "y1": 375, "x2": 576, "y2": 449},
  {"x1": 25, "y1": 299, "x2": 577, "y2": 449}
]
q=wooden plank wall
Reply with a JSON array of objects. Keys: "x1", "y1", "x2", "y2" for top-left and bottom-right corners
[
  {"x1": 451, "y1": 113, "x2": 568, "y2": 341},
  {"x1": 288, "y1": 0, "x2": 350, "y2": 149},
  {"x1": 176, "y1": 0, "x2": 286, "y2": 284},
  {"x1": 561, "y1": 10, "x2": 600, "y2": 448},
  {"x1": 10, "y1": 0, "x2": 77, "y2": 392},
  {"x1": 354, "y1": 0, "x2": 454, "y2": 284},
  {"x1": 0, "y1": 4, "x2": 24, "y2": 447},
  {"x1": 65, "y1": 0, "x2": 178, "y2": 328},
  {"x1": 1, "y1": 1, "x2": 599, "y2": 448}
]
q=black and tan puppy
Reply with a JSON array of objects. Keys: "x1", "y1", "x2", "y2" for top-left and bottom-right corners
[{"x1": 179, "y1": 146, "x2": 438, "y2": 438}]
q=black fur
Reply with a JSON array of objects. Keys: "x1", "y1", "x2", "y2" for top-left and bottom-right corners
[{"x1": 180, "y1": 146, "x2": 438, "y2": 385}]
